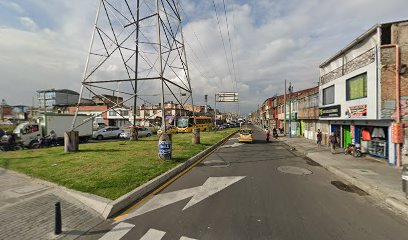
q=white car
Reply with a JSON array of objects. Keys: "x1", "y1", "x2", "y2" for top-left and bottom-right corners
[
  {"x1": 119, "y1": 127, "x2": 153, "y2": 139},
  {"x1": 93, "y1": 127, "x2": 123, "y2": 140}
]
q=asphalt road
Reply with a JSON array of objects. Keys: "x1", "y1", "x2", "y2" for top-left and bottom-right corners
[{"x1": 79, "y1": 126, "x2": 408, "y2": 240}]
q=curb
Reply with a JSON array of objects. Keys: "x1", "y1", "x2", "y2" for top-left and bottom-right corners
[
  {"x1": 102, "y1": 129, "x2": 238, "y2": 219},
  {"x1": 281, "y1": 139, "x2": 408, "y2": 220}
]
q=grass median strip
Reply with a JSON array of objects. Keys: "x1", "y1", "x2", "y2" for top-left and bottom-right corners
[{"x1": 0, "y1": 129, "x2": 237, "y2": 200}]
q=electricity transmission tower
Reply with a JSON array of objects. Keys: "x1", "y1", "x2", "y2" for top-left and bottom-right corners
[{"x1": 72, "y1": 0, "x2": 193, "y2": 136}]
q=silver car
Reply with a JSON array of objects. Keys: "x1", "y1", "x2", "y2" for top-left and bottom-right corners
[
  {"x1": 93, "y1": 127, "x2": 123, "y2": 140},
  {"x1": 119, "y1": 127, "x2": 153, "y2": 139}
]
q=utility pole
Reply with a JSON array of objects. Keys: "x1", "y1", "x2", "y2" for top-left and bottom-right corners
[
  {"x1": 214, "y1": 93, "x2": 217, "y2": 127},
  {"x1": 284, "y1": 80, "x2": 286, "y2": 135},
  {"x1": 288, "y1": 82, "x2": 293, "y2": 138},
  {"x1": 204, "y1": 94, "x2": 208, "y2": 114}
]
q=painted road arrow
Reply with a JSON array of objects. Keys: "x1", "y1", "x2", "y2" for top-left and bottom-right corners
[{"x1": 119, "y1": 176, "x2": 245, "y2": 222}]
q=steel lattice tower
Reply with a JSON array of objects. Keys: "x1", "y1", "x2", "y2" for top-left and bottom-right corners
[{"x1": 72, "y1": 0, "x2": 193, "y2": 135}]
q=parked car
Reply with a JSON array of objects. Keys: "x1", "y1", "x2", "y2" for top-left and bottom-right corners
[
  {"x1": 157, "y1": 125, "x2": 177, "y2": 135},
  {"x1": 119, "y1": 127, "x2": 153, "y2": 139},
  {"x1": 93, "y1": 127, "x2": 123, "y2": 140}
]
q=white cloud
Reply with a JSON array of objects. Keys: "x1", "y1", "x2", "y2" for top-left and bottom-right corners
[
  {"x1": 0, "y1": 1, "x2": 24, "y2": 14},
  {"x1": 19, "y1": 17, "x2": 38, "y2": 31}
]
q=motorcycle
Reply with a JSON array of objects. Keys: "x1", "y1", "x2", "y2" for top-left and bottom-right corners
[
  {"x1": 31, "y1": 137, "x2": 58, "y2": 149},
  {"x1": 344, "y1": 143, "x2": 362, "y2": 157}
]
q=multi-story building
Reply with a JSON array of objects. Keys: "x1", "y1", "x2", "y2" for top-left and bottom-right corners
[
  {"x1": 37, "y1": 89, "x2": 80, "y2": 111},
  {"x1": 319, "y1": 20, "x2": 408, "y2": 165}
]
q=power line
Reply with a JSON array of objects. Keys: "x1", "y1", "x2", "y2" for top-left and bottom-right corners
[
  {"x1": 211, "y1": 0, "x2": 234, "y2": 91},
  {"x1": 221, "y1": 0, "x2": 238, "y2": 93}
]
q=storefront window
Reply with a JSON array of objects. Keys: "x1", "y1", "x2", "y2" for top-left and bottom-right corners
[{"x1": 346, "y1": 73, "x2": 367, "y2": 100}]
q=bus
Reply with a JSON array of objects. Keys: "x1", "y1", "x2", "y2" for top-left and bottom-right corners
[{"x1": 177, "y1": 116, "x2": 213, "y2": 133}]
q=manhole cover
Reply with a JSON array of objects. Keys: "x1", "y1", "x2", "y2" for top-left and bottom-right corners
[
  {"x1": 277, "y1": 166, "x2": 312, "y2": 175},
  {"x1": 201, "y1": 160, "x2": 230, "y2": 167}
]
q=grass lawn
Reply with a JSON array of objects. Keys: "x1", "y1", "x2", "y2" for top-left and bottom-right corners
[{"x1": 0, "y1": 129, "x2": 237, "y2": 200}]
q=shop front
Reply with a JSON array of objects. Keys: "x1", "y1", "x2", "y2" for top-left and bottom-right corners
[{"x1": 330, "y1": 120, "x2": 392, "y2": 162}]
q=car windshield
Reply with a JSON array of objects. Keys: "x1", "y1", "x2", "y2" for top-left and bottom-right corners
[
  {"x1": 240, "y1": 129, "x2": 252, "y2": 135},
  {"x1": 177, "y1": 118, "x2": 189, "y2": 128}
]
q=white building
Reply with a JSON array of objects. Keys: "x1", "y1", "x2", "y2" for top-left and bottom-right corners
[{"x1": 319, "y1": 20, "x2": 408, "y2": 165}]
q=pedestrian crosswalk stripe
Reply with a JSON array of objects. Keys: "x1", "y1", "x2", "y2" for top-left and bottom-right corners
[
  {"x1": 139, "y1": 228, "x2": 166, "y2": 240},
  {"x1": 98, "y1": 222, "x2": 134, "y2": 240}
]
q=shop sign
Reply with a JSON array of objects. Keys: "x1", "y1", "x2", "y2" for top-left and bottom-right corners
[
  {"x1": 346, "y1": 105, "x2": 367, "y2": 118},
  {"x1": 319, "y1": 105, "x2": 341, "y2": 118}
]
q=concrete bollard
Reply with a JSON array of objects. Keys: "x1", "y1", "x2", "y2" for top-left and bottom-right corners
[
  {"x1": 55, "y1": 202, "x2": 62, "y2": 235},
  {"x1": 64, "y1": 131, "x2": 79, "y2": 152},
  {"x1": 158, "y1": 133, "x2": 172, "y2": 160},
  {"x1": 192, "y1": 128, "x2": 200, "y2": 144}
]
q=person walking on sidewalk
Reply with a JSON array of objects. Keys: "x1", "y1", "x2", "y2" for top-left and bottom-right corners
[
  {"x1": 329, "y1": 132, "x2": 338, "y2": 154},
  {"x1": 265, "y1": 128, "x2": 270, "y2": 143},
  {"x1": 316, "y1": 129, "x2": 322, "y2": 147}
]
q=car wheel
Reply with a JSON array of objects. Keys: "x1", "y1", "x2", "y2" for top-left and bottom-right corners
[
  {"x1": 146, "y1": 133, "x2": 151, "y2": 137},
  {"x1": 97, "y1": 135, "x2": 103, "y2": 140}
]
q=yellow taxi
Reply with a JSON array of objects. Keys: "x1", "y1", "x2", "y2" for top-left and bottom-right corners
[{"x1": 239, "y1": 127, "x2": 253, "y2": 143}]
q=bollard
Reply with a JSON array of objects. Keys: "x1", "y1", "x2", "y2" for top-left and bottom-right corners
[
  {"x1": 402, "y1": 165, "x2": 408, "y2": 199},
  {"x1": 55, "y1": 202, "x2": 62, "y2": 235},
  {"x1": 158, "y1": 133, "x2": 172, "y2": 160},
  {"x1": 192, "y1": 128, "x2": 200, "y2": 144}
]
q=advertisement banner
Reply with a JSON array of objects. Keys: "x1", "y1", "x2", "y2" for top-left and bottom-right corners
[{"x1": 319, "y1": 105, "x2": 341, "y2": 118}]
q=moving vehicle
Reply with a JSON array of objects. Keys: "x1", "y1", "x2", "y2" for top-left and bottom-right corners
[
  {"x1": 177, "y1": 116, "x2": 213, "y2": 133},
  {"x1": 14, "y1": 113, "x2": 93, "y2": 148},
  {"x1": 93, "y1": 126, "x2": 123, "y2": 140},
  {"x1": 119, "y1": 127, "x2": 153, "y2": 139},
  {"x1": 239, "y1": 127, "x2": 253, "y2": 143}
]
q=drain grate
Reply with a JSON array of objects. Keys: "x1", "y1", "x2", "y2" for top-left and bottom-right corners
[
  {"x1": 331, "y1": 181, "x2": 368, "y2": 196},
  {"x1": 199, "y1": 160, "x2": 230, "y2": 167}
]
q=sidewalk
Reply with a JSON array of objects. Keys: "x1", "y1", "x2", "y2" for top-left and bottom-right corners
[
  {"x1": 0, "y1": 168, "x2": 103, "y2": 240},
  {"x1": 278, "y1": 136, "x2": 408, "y2": 220}
]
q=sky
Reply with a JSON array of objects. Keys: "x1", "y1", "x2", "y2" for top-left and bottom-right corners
[{"x1": 0, "y1": 0, "x2": 407, "y2": 115}]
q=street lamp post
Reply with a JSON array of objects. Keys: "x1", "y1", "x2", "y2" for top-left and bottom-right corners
[{"x1": 288, "y1": 83, "x2": 293, "y2": 138}]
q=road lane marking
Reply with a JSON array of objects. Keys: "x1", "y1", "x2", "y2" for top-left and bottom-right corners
[
  {"x1": 179, "y1": 237, "x2": 198, "y2": 240},
  {"x1": 220, "y1": 143, "x2": 243, "y2": 148},
  {"x1": 139, "y1": 228, "x2": 166, "y2": 240},
  {"x1": 114, "y1": 131, "x2": 238, "y2": 222},
  {"x1": 182, "y1": 176, "x2": 245, "y2": 210},
  {"x1": 98, "y1": 222, "x2": 134, "y2": 240},
  {"x1": 119, "y1": 176, "x2": 245, "y2": 222}
]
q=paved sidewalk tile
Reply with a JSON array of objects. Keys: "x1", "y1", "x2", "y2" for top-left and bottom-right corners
[{"x1": 0, "y1": 169, "x2": 103, "y2": 240}]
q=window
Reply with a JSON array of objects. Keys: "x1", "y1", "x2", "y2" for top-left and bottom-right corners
[
  {"x1": 109, "y1": 110, "x2": 117, "y2": 116},
  {"x1": 346, "y1": 73, "x2": 367, "y2": 100},
  {"x1": 122, "y1": 110, "x2": 129, "y2": 116},
  {"x1": 323, "y1": 85, "x2": 335, "y2": 105}
]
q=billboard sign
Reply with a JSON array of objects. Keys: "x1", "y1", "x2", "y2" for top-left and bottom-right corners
[{"x1": 217, "y1": 92, "x2": 238, "y2": 102}]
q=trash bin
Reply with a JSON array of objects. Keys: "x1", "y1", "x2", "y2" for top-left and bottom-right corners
[{"x1": 402, "y1": 165, "x2": 408, "y2": 198}]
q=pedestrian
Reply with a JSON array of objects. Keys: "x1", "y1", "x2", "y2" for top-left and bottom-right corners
[
  {"x1": 316, "y1": 129, "x2": 322, "y2": 147},
  {"x1": 329, "y1": 132, "x2": 337, "y2": 154},
  {"x1": 265, "y1": 128, "x2": 270, "y2": 143},
  {"x1": 272, "y1": 127, "x2": 278, "y2": 139}
]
